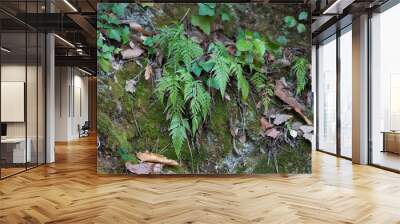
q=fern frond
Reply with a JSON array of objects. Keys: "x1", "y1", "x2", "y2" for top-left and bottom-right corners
[
  {"x1": 292, "y1": 57, "x2": 309, "y2": 95},
  {"x1": 169, "y1": 114, "x2": 188, "y2": 158},
  {"x1": 211, "y1": 57, "x2": 231, "y2": 97},
  {"x1": 250, "y1": 72, "x2": 267, "y2": 92},
  {"x1": 231, "y1": 61, "x2": 249, "y2": 100}
]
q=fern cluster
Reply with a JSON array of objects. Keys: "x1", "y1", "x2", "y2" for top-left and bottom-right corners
[
  {"x1": 153, "y1": 25, "x2": 211, "y2": 158},
  {"x1": 208, "y1": 43, "x2": 250, "y2": 100},
  {"x1": 292, "y1": 57, "x2": 309, "y2": 95},
  {"x1": 153, "y1": 25, "x2": 203, "y2": 71},
  {"x1": 250, "y1": 72, "x2": 274, "y2": 112}
]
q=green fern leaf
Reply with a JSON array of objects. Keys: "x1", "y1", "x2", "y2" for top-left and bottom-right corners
[{"x1": 292, "y1": 57, "x2": 309, "y2": 95}]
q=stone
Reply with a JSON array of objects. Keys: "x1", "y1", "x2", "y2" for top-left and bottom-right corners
[
  {"x1": 273, "y1": 114, "x2": 293, "y2": 125},
  {"x1": 125, "y1": 79, "x2": 137, "y2": 93}
]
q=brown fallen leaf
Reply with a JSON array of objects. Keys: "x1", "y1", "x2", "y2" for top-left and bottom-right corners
[
  {"x1": 129, "y1": 21, "x2": 144, "y2": 32},
  {"x1": 136, "y1": 152, "x2": 179, "y2": 166},
  {"x1": 274, "y1": 80, "x2": 312, "y2": 125},
  {"x1": 125, "y1": 162, "x2": 163, "y2": 174},
  {"x1": 145, "y1": 64, "x2": 153, "y2": 80},
  {"x1": 265, "y1": 128, "x2": 281, "y2": 139},
  {"x1": 260, "y1": 117, "x2": 273, "y2": 131},
  {"x1": 121, "y1": 47, "x2": 144, "y2": 59},
  {"x1": 129, "y1": 41, "x2": 136, "y2": 49}
]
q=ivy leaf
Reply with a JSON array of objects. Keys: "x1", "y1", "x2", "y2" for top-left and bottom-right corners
[
  {"x1": 253, "y1": 39, "x2": 266, "y2": 56},
  {"x1": 191, "y1": 63, "x2": 203, "y2": 77},
  {"x1": 108, "y1": 29, "x2": 121, "y2": 42},
  {"x1": 191, "y1": 15, "x2": 214, "y2": 35},
  {"x1": 199, "y1": 3, "x2": 215, "y2": 16},
  {"x1": 111, "y1": 3, "x2": 128, "y2": 17},
  {"x1": 284, "y1": 16, "x2": 297, "y2": 28},
  {"x1": 221, "y1": 12, "x2": 231, "y2": 22},
  {"x1": 102, "y1": 52, "x2": 113, "y2": 60},
  {"x1": 99, "y1": 57, "x2": 111, "y2": 72},
  {"x1": 143, "y1": 36, "x2": 154, "y2": 47},
  {"x1": 120, "y1": 26, "x2": 130, "y2": 44},
  {"x1": 199, "y1": 60, "x2": 214, "y2": 72},
  {"x1": 276, "y1": 36, "x2": 288, "y2": 45},
  {"x1": 298, "y1": 11, "x2": 308, "y2": 21},
  {"x1": 101, "y1": 44, "x2": 114, "y2": 53},
  {"x1": 297, "y1": 24, "x2": 306, "y2": 33},
  {"x1": 236, "y1": 39, "x2": 252, "y2": 52},
  {"x1": 97, "y1": 36, "x2": 104, "y2": 47}
]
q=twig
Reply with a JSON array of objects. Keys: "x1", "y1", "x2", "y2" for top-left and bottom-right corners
[{"x1": 179, "y1": 8, "x2": 191, "y2": 24}]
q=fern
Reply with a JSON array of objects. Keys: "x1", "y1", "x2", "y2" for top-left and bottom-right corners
[
  {"x1": 169, "y1": 114, "x2": 189, "y2": 157},
  {"x1": 251, "y1": 72, "x2": 274, "y2": 112},
  {"x1": 208, "y1": 42, "x2": 250, "y2": 100},
  {"x1": 156, "y1": 68, "x2": 211, "y2": 158},
  {"x1": 292, "y1": 57, "x2": 309, "y2": 95},
  {"x1": 153, "y1": 24, "x2": 203, "y2": 71},
  {"x1": 182, "y1": 71, "x2": 211, "y2": 134}
]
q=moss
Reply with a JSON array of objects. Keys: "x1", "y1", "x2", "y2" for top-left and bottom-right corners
[
  {"x1": 254, "y1": 139, "x2": 311, "y2": 174},
  {"x1": 207, "y1": 97, "x2": 234, "y2": 156},
  {"x1": 98, "y1": 112, "x2": 132, "y2": 151}
]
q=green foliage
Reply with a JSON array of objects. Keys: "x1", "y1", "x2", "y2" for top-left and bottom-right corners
[
  {"x1": 156, "y1": 70, "x2": 211, "y2": 158},
  {"x1": 292, "y1": 57, "x2": 309, "y2": 95},
  {"x1": 199, "y1": 3, "x2": 216, "y2": 16},
  {"x1": 235, "y1": 30, "x2": 279, "y2": 69},
  {"x1": 97, "y1": 3, "x2": 131, "y2": 72},
  {"x1": 208, "y1": 43, "x2": 250, "y2": 100},
  {"x1": 250, "y1": 72, "x2": 274, "y2": 112},
  {"x1": 151, "y1": 25, "x2": 203, "y2": 71},
  {"x1": 191, "y1": 3, "x2": 233, "y2": 35},
  {"x1": 283, "y1": 11, "x2": 308, "y2": 34},
  {"x1": 118, "y1": 148, "x2": 138, "y2": 163},
  {"x1": 298, "y1": 11, "x2": 308, "y2": 21},
  {"x1": 284, "y1": 16, "x2": 297, "y2": 28},
  {"x1": 191, "y1": 15, "x2": 214, "y2": 35},
  {"x1": 152, "y1": 25, "x2": 212, "y2": 159}
]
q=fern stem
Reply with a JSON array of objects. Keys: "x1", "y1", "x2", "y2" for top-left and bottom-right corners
[{"x1": 186, "y1": 140, "x2": 194, "y2": 173}]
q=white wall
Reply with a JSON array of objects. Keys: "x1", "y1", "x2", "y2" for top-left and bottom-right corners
[{"x1": 55, "y1": 67, "x2": 89, "y2": 141}]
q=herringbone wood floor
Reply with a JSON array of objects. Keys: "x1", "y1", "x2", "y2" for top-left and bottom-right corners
[{"x1": 1, "y1": 135, "x2": 400, "y2": 224}]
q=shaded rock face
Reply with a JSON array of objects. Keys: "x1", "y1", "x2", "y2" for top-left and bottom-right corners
[{"x1": 97, "y1": 3, "x2": 312, "y2": 174}]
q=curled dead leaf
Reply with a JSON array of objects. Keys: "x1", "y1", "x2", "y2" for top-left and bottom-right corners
[
  {"x1": 125, "y1": 162, "x2": 163, "y2": 174},
  {"x1": 137, "y1": 152, "x2": 179, "y2": 166},
  {"x1": 265, "y1": 128, "x2": 281, "y2": 139},
  {"x1": 121, "y1": 47, "x2": 144, "y2": 59},
  {"x1": 260, "y1": 117, "x2": 273, "y2": 131},
  {"x1": 129, "y1": 22, "x2": 144, "y2": 32},
  {"x1": 274, "y1": 80, "x2": 312, "y2": 125},
  {"x1": 145, "y1": 64, "x2": 153, "y2": 80}
]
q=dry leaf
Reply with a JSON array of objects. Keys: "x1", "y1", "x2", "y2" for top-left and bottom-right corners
[
  {"x1": 137, "y1": 152, "x2": 179, "y2": 166},
  {"x1": 129, "y1": 41, "x2": 136, "y2": 49},
  {"x1": 300, "y1": 125, "x2": 314, "y2": 134},
  {"x1": 121, "y1": 47, "x2": 144, "y2": 59},
  {"x1": 224, "y1": 93, "x2": 231, "y2": 101},
  {"x1": 260, "y1": 117, "x2": 273, "y2": 131},
  {"x1": 145, "y1": 64, "x2": 153, "y2": 80},
  {"x1": 125, "y1": 162, "x2": 163, "y2": 174},
  {"x1": 129, "y1": 21, "x2": 144, "y2": 32},
  {"x1": 266, "y1": 128, "x2": 280, "y2": 139},
  {"x1": 273, "y1": 114, "x2": 293, "y2": 125},
  {"x1": 274, "y1": 80, "x2": 312, "y2": 125}
]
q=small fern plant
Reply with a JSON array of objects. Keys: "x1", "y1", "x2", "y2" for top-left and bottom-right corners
[
  {"x1": 153, "y1": 24, "x2": 211, "y2": 159},
  {"x1": 250, "y1": 72, "x2": 274, "y2": 112},
  {"x1": 292, "y1": 57, "x2": 309, "y2": 95},
  {"x1": 208, "y1": 42, "x2": 250, "y2": 100}
]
